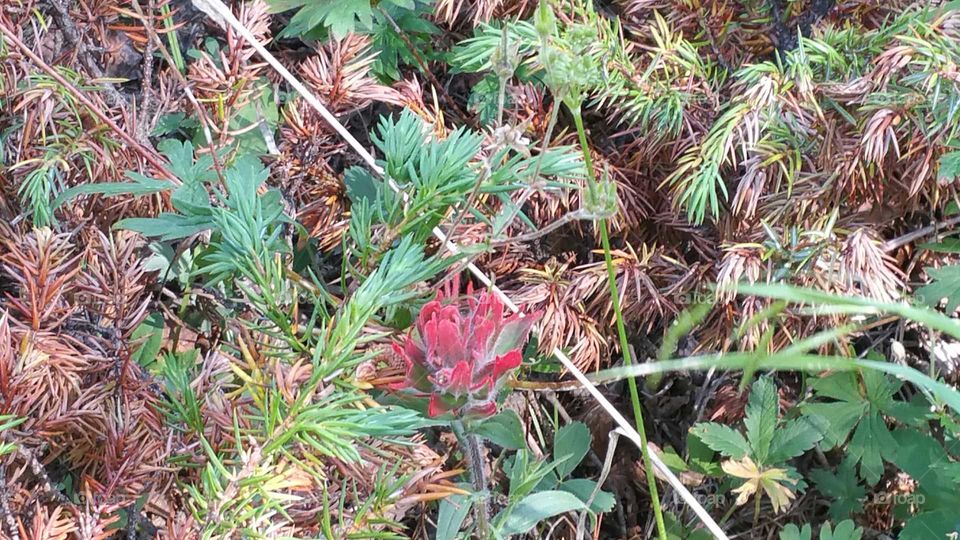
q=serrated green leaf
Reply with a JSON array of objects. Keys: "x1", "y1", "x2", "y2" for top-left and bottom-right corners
[
  {"x1": 801, "y1": 401, "x2": 865, "y2": 449},
  {"x1": 890, "y1": 428, "x2": 960, "y2": 507},
  {"x1": 658, "y1": 447, "x2": 689, "y2": 472},
  {"x1": 802, "y1": 370, "x2": 917, "y2": 486},
  {"x1": 848, "y1": 411, "x2": 896, "y2": 485},
  {"x1": 467, "y1": 74, "x2": 502, "y2": 126},
  {"x1": 767, "y1": 416, "x2": 822, "y2": 463},
  {"x1": 744, "y1": 376, "x2": 779, "y2": 463},
  {"x1": 809, "y1": 372, "x2": 862, "y2": 403},
  {"x1": 689, "y1": 423, "x2": 749, "y2": 459},
  {"x1": 157, "y1": 139, "x2": 215, "y2": 185},
  {"x1": 298, "y1": 0, "x2": 373, "y2": 38},
  {"x1": 809, "y1": 457, "x2": 866, "y2": 520},
  {"x1": 861, "y1": 368, "x2": 900, "y2": 409}
]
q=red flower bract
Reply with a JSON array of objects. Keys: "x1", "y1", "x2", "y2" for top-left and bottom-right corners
[{"x1": 392, "y1": 279, "x2": 540, "y2": 418}]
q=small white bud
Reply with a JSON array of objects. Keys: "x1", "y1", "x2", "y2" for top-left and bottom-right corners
[{"x1": 890, "y1": 340, "x2": 906, "y2": 363}]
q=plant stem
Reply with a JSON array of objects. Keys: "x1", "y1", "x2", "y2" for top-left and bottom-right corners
[
  {"x1": 497, "y1": 71, "x2": 507, "y2": 127},
  {"x1": 572, "y1": 108, "x2": 668, "y2": 540},
  {"x1": 452, "y1": 420, "x2": 490, "y2": 537},
  {"x1": 488, "y1": 209, "x2": 583, "y2": 246},
  {"x1": 493, "y1": 101, "x2": 561, "y2": 239},
  {"x1": 718, "y1": 501, "x2": 738, "y2": 525}
]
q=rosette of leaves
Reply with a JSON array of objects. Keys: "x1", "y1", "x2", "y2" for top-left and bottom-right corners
[
  {"x1": 690, "y1": 376, "x2": 822, "y2": 516},
  {"x1": 392, "y1": 278, "x2": 541, "y2": 418}
]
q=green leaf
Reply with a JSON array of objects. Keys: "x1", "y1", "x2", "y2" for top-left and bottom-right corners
[
  {"x1": 115, "y1": 214, "x2": 213, "y2": 241},
  {"x1": 282, "y1": 0, "x2": 374, "y2": 39},
  {"x1": 809, "y1": 457, "x2": 866, "y2": 520},
  {"x1": 919, "y1": 237, "x2": 960, "y2": 253},
  {"x1": 658, "y1": 447, "x2": 689, "y2": 473},
  {"x1": 475, "y1": 410, "x2": 526, "y2": 450},
  {"x1": 467, "y1": 74, "x2": 502, "y2": 126},
  {"x1": 801, "y1": 372, "x2": 872, "y2": 452},
  {"x1": 157, "y1": 139, "x2": 215, "y2": 185},
  {"x1": 809, "y1": 372, "x2": 862, "y2": 403},
  {"x1": 687, "y1": 429, "x2": 722, "y2": 475},
  {"x1": 553, "y1": 422, "x2": 590, "y2": 479},
  {"x1": 744, "y1": 376, "x2": 779, "y2": 463},
  {"x1": 436, "y1": 487, "x2": 471, "y2": 540},
  {"x1": 819, "y1": 520, "x2": 863, "y2": 540},
  {"x1": 779, "y1": 523, "x2": 812, "y2": 540},
  {"x1": 558, "y1": 478, "x2": 615, "y2": 514},
  {"x1": 890, "y1": 428, "x2": 960, "y2": 508},
  {"x1": 370, "y1": 7, "x2": 439, "y2": 81},
  {"x1": 883, "y1": 394, "x2": 930, "y2": 426},
  {"x1": 938, "y1": 150, "x2": 960, "y2": 184},
  {"x1": 343, "y1": 166, "x2": 381, "y2": 204},
  {"x1": 663, "y1": 510, "x2": 714, "y2": 540},
  {"x1": 890, "y1": 427, "x2": 949, "y2": 477},
  {"x1": 809, "y1": 370, "x2": 939, "y2": 486},
  {"x1": 917, "y1": 265, "x2": 960, "y2": 312},
  {"x1": 899, "y1": 510, "x2": 960, "y2": 540},
  {"x1": 688, "y1": 423, "x2": 749, "y2": 459},
  {"x1": 801, "y1": 401, "x2": 865, "y2": 449},
  {"x1": 52, "y1": 173, "x2": 173, "y2": 210},
  {"x1": 861, "y1": 368, "x2": 900, "y2": 409},
  {"x1": 848, "y1": 411, "x2": 896, "y2": 485},
  {"x1": 496, "y1": 490, "x2": 586, "y2": 536},
  {"x1": 130, "y1": 312, "x2": 164, "y2": 370},
  {"x1": 767, "y1": 416, "x2": 822, "y2": 463},
  {"x1": 151, "y1": 112, "x2": 199, "y2": 136}
]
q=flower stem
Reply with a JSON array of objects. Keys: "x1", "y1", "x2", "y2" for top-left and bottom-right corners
[
  {"x1": 452, "y1": 420, "x2": 490, "y2": 537},
  {"x1": 493, "y1": 101, "x2": 560, "y2": 239},
  {"x1": 571, "y1": 108, "x2": 668, "y2": 540}
]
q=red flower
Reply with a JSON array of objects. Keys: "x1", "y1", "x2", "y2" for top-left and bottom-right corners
[{"x1": 392, "y1": 278, "x2": 540, "y2": 418}]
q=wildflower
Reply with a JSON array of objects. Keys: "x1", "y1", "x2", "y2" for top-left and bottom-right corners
[
  {"x1": 722, "y1": 456, "x2": 799, "y2": 513},
  {"x1": 392, "y1": 279, "x2": 541, "y2": 418}
]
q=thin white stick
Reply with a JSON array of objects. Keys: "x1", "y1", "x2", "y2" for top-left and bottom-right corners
[{"x1": 194, "y1": 2, "x2": 728, "y2": 537}]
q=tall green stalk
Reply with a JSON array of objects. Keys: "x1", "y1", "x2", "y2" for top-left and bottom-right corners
[{"x1": 572, "y1": 108, "x2": 668, "y2": 540}]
